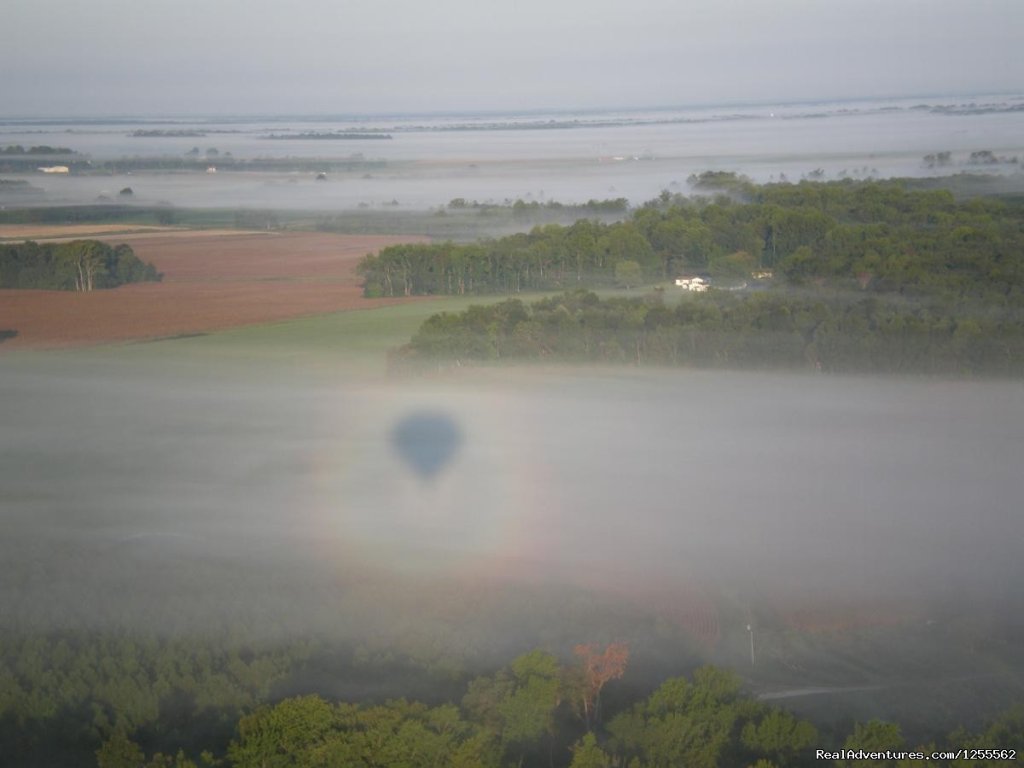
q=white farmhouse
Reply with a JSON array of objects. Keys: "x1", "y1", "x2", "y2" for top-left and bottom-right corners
[{"x1": 675, "y1": 275, "x2": 709, "y2": 292}]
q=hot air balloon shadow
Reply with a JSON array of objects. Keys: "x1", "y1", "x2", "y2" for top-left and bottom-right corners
[{"x1": 391, "y1": 411, "x2": 463, "y2": 482}]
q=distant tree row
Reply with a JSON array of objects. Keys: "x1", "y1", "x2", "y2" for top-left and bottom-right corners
[
  {"x1": 0, "y1": 240, "x2": 161, "y2": 291},
  {"x1": 0, "y1": 154, "x2": 386, "y2": 174},
  {"x1": 357, "y1": 219, "x2": 658, "y2": 297},
  {"x1": 465, "y1": 197, "x2": 630, "y2": 214},
  {"x1": 0, "y1": 145, "x2": 76, "y2": 155},
  {"x1": 0, "y1": 205, "x2": 183, "y2": 226},
  {"x1": 396, "y1": 290, "x2": 1024, "y2": 376},
  {"x1": 95, "y1": 156, "x2": 385, "y2": 173}
]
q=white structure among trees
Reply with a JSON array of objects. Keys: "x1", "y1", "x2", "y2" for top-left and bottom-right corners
[{"x1": 675, "y1": 276, "x2": 708, "y2": 292}]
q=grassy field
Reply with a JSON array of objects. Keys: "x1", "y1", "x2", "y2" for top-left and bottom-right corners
[
  {"x1": 2, "y1": 284, "x2": 667, "y2": 378},
  {"x1": 157, "y1": 296, "x2": 483, "y2": 372},
  {"x1": 4, "y1": 292, "x2": 557, "y2": 378},
  {"x1": 135, "y1": 287, "x2": 647, "y2": 369}
]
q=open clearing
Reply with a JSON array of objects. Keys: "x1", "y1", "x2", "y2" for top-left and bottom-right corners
[{"x1": 0, "y1": 230, "x2": 428, "y2": 349}]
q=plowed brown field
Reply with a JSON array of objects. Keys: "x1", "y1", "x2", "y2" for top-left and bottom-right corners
[{"x1": 0, "y1": 231, "x2": 427, "y2": 349}]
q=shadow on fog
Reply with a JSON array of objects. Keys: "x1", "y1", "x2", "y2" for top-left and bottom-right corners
[
  {"x1": 390, "y1": 411, "x2": 462, "y2": 482},
  {"x1": 1, "y1": 360, "x2": 1023, "y2": 722}
]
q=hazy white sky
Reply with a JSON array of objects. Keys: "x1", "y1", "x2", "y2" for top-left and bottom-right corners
[{"x1": 3, "y1": 0, "x2": 1022, "y2": 116}]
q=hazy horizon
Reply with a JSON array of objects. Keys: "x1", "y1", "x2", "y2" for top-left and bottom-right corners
[
  {"x1": 3, "y1": 89, "x2": 1023, "y2": 122},
  {"x1": 4, "y1": 0, "x2": 1022, "y2": 117}
]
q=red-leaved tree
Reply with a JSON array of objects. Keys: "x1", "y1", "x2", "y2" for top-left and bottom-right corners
[{"x1": 572, "y1": 642, "x2": 629, "y2": 731}]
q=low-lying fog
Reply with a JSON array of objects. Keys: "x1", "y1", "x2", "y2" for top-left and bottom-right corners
[
  {"x1": 2, "y1": 359, "x2": 1021, "y2": 640},
  {"x1": 4, "y1": 96, "x2": 1023, "y2": 210}
]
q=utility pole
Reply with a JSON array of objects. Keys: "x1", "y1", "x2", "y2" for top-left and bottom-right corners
[{"x1": 743, "y1": 600, "x2": 756, "y2": 667}]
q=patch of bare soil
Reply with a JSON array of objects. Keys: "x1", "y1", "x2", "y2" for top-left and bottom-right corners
[{"x1": 0, "y1": 231, "x2": 426, "y2": 349}]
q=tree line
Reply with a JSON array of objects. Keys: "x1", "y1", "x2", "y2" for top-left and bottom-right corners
[
  {"x1": 395, "y1": 290, "x2": 1024, "y2": 376},
  {"x1": 93, "y1": 653, "x2": 1023, "y2": 768},
  {"x1": 4, "y1": 621, "x2": 1021, "y2": 767},
  {"x1": 1, "y1": 145, "x2": 77, "y2": 155},
  {"x1": 358, "y1": 177, "x2": 1024, "y2": 306},
  {"x1": 0, "y1": 240, "x2": 161, "y2": 291}
]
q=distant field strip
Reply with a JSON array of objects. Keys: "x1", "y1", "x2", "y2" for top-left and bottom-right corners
[{"x1": 0, "y1": 224, "x2": 181, "y2": 241}]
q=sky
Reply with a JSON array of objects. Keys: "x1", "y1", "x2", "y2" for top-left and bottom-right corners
[{"x1": 3, "y1": 0, "x2": 1023, "y2": 116}]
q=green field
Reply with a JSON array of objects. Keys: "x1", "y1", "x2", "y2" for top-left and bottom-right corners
[{"x1": 4, "y1": 292, "x2": 558, "y2": 377}]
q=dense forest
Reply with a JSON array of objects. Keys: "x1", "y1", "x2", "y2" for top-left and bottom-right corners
[
  {"x1": 0, "y1": 239, "x2": 161, "y2": 290},
  {"x1": 4, "y1": 631, "x2": 1021, "y2": 768},
  {"x1": 358, "y1": 177, "x2": 1024, "y2": 303},
  {"x1": 5, "y1": 546, "x2": 1018, "y2": 767}
]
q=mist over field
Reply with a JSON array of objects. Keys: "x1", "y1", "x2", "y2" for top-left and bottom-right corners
[
  {"x1": 4, "y1": 358, "x2": 1021, "y2": 639},
  {"x1": 2, "y1": 95, "x2": 1024, "y2": 212}
]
